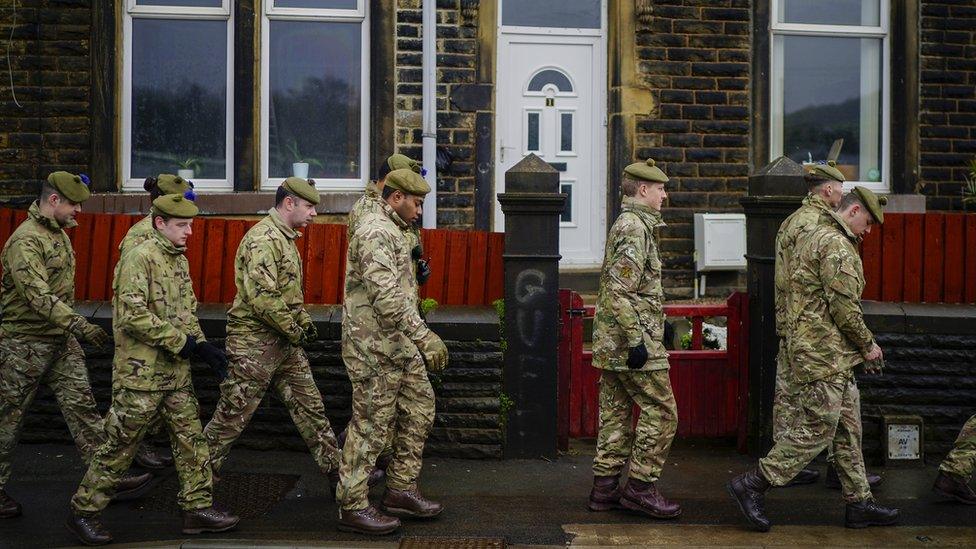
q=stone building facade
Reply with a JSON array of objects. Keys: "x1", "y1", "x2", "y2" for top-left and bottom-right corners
[{"x1": 0, "y1": 1, "x2": 974, "y2": 297}]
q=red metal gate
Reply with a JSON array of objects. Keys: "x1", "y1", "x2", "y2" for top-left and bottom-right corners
[{"x1": 557, "y1": 291, "x2": 749, "y2": 452}]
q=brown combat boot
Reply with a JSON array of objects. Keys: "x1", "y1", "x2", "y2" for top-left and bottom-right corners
[
  {"x1": 65, "y1": 511, "x2": 112, "y2": 546},
  {"x1": 620, "y1": 478, "x2": 681, "y2": 519},
  {"x1": 933, "y1": 471, "x2": 976, "y2": 505},
  {"x1": 134, "y1": 443, "x2": 173, "y2": 470},
  {"x1": 381, "y1": 487, "x2": 444, "y2": 518},
  {"x1": 588, "y1": 475, "x2": 624, "y2": 512},
  {"x1": 727, "y1": 468, "x2": 771, "y2": 532},
  {"x1": 0, "y1": 490, "x2": 22, "y2": 519},
  {"x1": 112, "y1": 472, "x2": 154, "y2": 502},
  {"x1": 181, "y1": 506, "x2": 240, "y2": 534},
  {"x1": 825, "y1": 464, "x2": 883, "y2": 490},
  {"x1": 337, "y1": 505, "x2": 400, "y2": 535}
]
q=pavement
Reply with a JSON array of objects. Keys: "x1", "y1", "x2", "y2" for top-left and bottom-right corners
[{"x1": 1, "y1": 439, "x2": 974, "y2": 548}]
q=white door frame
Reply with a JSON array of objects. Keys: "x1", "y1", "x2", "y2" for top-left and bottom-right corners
[{"x1": 494, "y1": 1, "x2": 608, "y2": 268}]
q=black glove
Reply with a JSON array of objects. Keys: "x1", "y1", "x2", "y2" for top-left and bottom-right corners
[
  {"x1": 416, "y1": 258, "x2": 431, "y2": 285},
  {"x1": 411, "y1": 244, "x2": 424, "y2": 261},
  {"x1": 195, "y1": 341, "x2": 228, "y2": 381},
  {"x1": 300, "y1": 322, "x2": 318, "y2": 345},
  {"x1": 626, "y1": 343, "x2": 648, "y2": 369},
  {"x1": 178, "y1": 335, "x2": 198, "y2": 359}
]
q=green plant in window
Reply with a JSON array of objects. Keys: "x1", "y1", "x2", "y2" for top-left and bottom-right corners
[
  {"x1": 285, "y1": 140, "x2": 324, "y2": 170},
  {"x1": 177, "y1": 157, "x2": 201, "y2": 174}
]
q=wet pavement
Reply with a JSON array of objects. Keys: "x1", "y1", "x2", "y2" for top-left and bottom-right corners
[{"x1": 1, "y1": 439, "x2": 973, "y2": 548}]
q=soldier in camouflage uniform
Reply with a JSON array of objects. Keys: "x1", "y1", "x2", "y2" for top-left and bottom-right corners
[
  {"x1": 588, "y1": 159, "x2": 681, "y2": 520},
  {"x1": 336, "y1": 169, "x2": 448, "y2": 535},
  {"x1": 116, "y1": 174, "x2": 196, "y2": 471},
  {"x1": 0, "y1": 172, "x2": 152, "y2": 519},
  {"x1": 67, "y1": 194, "x2": 239, "y2": 546},
  {"x1": 729, "y1": 187, "x2": 899, "y2": 532},
  {"x1": 934, "y1": 414, "x2": 976, "y2": 504},
  {"x1": 343, "y1": 154, "x2": 430, "y2": 476},
  {"x1": 204, "y1": 178, "x2": 342, "y2": 483}
]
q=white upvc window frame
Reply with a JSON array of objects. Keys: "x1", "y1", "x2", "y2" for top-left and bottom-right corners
[
  {"x1": 121, "y1": 0, "x2": 235, "y2": 192},
  {"x1": 498, "y1": 0, "x2": 604, "y2": 37},
  {"x1": 769, "y1": 0, "x2": 890, "y2": 193},
  {"x1": 260, "y1": 0, "x2": 370, "y2": 192}
]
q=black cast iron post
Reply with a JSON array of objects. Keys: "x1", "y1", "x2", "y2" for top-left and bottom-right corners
[{"x1": 498, "y1": 154, "x2": 566, "y2": 459}]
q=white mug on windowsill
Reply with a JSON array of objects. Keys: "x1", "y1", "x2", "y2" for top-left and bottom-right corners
[
  {"x1": 177, "y1": 169, "x2": 194, "y2": 180},
  {"x1": 292, "y1": 162, "x2": 309, "y2": 179}
]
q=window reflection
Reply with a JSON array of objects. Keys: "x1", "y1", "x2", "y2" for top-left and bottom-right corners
[{"x1": 502, "y1": 0, "x2": 600, "y2": 29}]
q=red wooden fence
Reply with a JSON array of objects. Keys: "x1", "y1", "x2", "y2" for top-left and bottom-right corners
[
  {"x1": 558, "y1": 291, "x2": 749, "y2": 452},
  {"x1": 0, "y1": 208, "x2": 505, "y2": 306},
  {"x1": 861, "y1": 212, "x2": 976, "y2": 304}
]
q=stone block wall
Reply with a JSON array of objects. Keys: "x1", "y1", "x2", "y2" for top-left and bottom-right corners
[
  {"x1": 634, "y1": 1, "x2": 752, "y2": 298},
  {"x1": 20, "y1": 306, "x2": 505, "y2": 459},
  {"x1": 859, "y1": 303, "x2": 976, "y2": 463},
  {"x1": 918, "y1": 0, "x2": 976, "y2": 210},
  {"x1": 394, "y1": 0, "x2": 481, "y2": 229},
  {"x1": 0, "y1": 0, "x2": 93, "y2": 195}
]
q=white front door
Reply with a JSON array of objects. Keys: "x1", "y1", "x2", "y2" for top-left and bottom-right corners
[{"x1": 495, "y1": 26, "x2": 607, "y2": 267}]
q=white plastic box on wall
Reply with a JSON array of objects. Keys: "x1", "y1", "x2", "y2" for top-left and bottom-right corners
[{"x1": 693, "y1": 213, "x2": 747, "y2": 272}]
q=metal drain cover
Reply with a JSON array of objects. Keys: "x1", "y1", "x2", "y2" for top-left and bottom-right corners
[
  {"x1": 133, "y1": 471, "x2": 299, "y2": 518},
  {"x1": 398, "y1": 537, "x2": 506, "y2": 549}
]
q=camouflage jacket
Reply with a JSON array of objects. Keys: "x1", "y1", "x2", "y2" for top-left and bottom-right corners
[
  {"x1": 0, "y1": 201, "x2": 89, "y2": 339},
  {"x1": 592, "y1": 197, "x2": 669, "y2": 371},
  {"x1": 785, "y1": 211, "x2": 875, "y2": 383},
  {"x1": 342, "y1": 201, "x2": 430, "y2": 381},
  {"x1": 226, "y1": 209, "x2": 309, "y2": 342},
  {"x1": 112, "y1": 229, "x2": 205, "y2": 391},
  {"x1": 118, "y1": 215, "x2": 153, "y2": 258},
  {"x1": 774, "y1": 194, "x2": 833, "y2": 337}
]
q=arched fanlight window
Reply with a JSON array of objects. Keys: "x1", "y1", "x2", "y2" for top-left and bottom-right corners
[{"x1": 525, "y1": 68, "x2": 575, "y2": 96}]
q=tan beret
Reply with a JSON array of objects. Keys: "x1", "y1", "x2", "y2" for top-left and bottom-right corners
[
  {"x1": 282, "y1": 177, "x2": 321, "y2": 205},
  {"x1": 152, "y1": 193, "x2": 199, "y2": 219},
  {"x1": 47, "y1": 171, "x2": 91, "y2": 203},
  {"x1": 385, "y1": 168, "x2": 431, "y2": 196},
  {"x1": 623, "y1": 158, "x2": 668, "y2": 183}
]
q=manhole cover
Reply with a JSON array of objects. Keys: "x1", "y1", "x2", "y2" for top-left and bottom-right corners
[
  {"x1": 133, "y1": 471, "x2": 299, "y2": 518},
  {"x1": 398, "y1": 537, "x2": 506, "y2": 549}
]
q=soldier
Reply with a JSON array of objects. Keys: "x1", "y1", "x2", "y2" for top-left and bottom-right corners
[
  {"x1": 0, "y1": 172, "x2": 152, "y2": 519},
  {"x1": 336, "y1": 168, "x2": 448, "y2": 535},
  {"x1": 342, "y1": 153, "x2": 430, "y2": 477},
  {"x1": 728, "y1": 187, "x2": 899, "y2": 531},
  {"x1": 116, "y1": 174, "x2": 197, "y2": 471},
  {"x1": 772, "y1": 162, "x2": 881, "y2": 490},
  {"x1": 203, "y1": 177, "x2": 342, "y2": 485},
  {"x1": 588, "y1": 159, "x2": 681, "y2": 519},
  {"x1": 933, "y1": 415, "x2": 976, "y2": 504},
  {"x1": 67, "y1": 194, "x2": 238, "y2": 545}
]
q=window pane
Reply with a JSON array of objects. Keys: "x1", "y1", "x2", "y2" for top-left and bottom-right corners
[
  {"x1": 274, "y1": 0, "x2": 358, "y2": 8},
  {"x1": 561, "y1": 183, "x2": 572, "y2": 222},
  {"x1": 560, "y1": 113, "x2": 573, "y2": 152},
  {"x1": 526, "y1": 112, "x2": 540, "y2": 152},
  {"x1": 136, "y1": 0, "x2": 223, "y2": 7},
  {"x1": 527, "y1": 69, "x2": 573, "y2": 93},
  {"x1": 131, "y1": 19, "x2": 227, "y2": 180},
  {"x1": 776, "y1": 35, "x2": 882, "y2": 181},
  {"x1": 778, "y1": 0, "x2": 880, "y2": 26},
  {"x1": 502, "y1": 0, "x2": 600, "y2": 29},
  {"x1": 269, "y1": 20, "x2": 362, "y2": 179}
]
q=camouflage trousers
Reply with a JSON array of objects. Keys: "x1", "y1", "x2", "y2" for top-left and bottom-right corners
[
  {"x1": 772, "y1": 340, "x2": 799, "y2": 443},
  {"x1": 593, "y1": 369, "x2": 678, "y2": 483},
  {"x1": 759, "y1": 371, "x2": 871, "y2": 503},
  {"x1": 337, "y1": 354, "x2": 435, "y2": 511},
  {"x1": 0, "y1": 335, "x2": 104, "y2": 489},
  {"x1": 940, "y1": 414, "x2": 976, "y2": 480},
  {"x1": 71, "y1": 386, "x2": 212, "y2": 515},
  {"x1": 204, "y1": 332, "x2": 340, "y2": 475}
]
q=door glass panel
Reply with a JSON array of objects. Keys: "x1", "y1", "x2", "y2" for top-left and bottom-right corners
[
  {"x1": 526, "y1": 111, "x2": 540, "y2": 152},
  {"x1": 527, "y1": 69, "x2": 573, "y2": 94},
  {"x1": 131, "y1": 18, "x2": 227, "y2": 179},
  {"x1": 274, "y1": 0, "x2": 358, "y2": 9},
  {"x1": 777, "y1": 0, "x2": 880, "y2": 26},
  {"x1": 502, "y1": 0, "x2": 600, "y2": 29},
  {"x1": 560, "y1": 112, "x2": 573, "y2": 153},
  {"x1": 268, "y1": 20, "x2": 362, "y2": 179},
  {"x1": 561, "y1": 183, "x2": 573, "y2": 222},
  {"x1": 136, "y1": 0, "x2": 223, "y2": 6}
]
